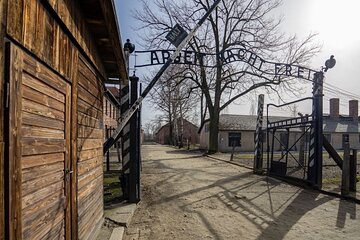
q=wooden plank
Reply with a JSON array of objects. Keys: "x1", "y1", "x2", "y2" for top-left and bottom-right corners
[
  {"x1": 77, "y1": 139, "x2": 103, "y2": 151},
  {"x1": 43, "y1": 3, "x2": 55, "y2": 66},
  {"x1": 52, "y1": 24, "x2": 60, "y2": 72},
  {"x1": 34, "y1": 1, "x2": 45, "y2": 60},
  {"x1": 58, "y1": 27, "x2": 71, "y2": 78},
  {"x1": 22, "y1": 170, "x2": 64, "y2": 196},
  {"x1": 78, "y1": 147, "x2": 102, "y2": 162},
  {"x1": 78, "y1": 71, "x2": 102, "y2": 100},
  {"x1": 29, "y1": 210, "x2": 64, "y2": 240},
  {"x1": 21, "y1": 138, "x2": 65, "y2": 156},
  {"x1": 77, "y1": 174, "x2": 102, "y2": 202},
  {"x1": 23, "y1": 207, "x2": 64, "y2": 239},
  {"x1": 6, "y1": 0, "x2": 23, "y2": 43},
  {"x1": 77, "y1": 156, "x2": 102, "y2": 176},
  {"x1": 22, "y1": 111, "x2": 64, "y2": 130},
  {"x1": 78, "y1": 200, "x2": 103, "y2": 240},
  {"x1": 78, "y1": 57, "x2": 97, "y2": 83},
  {"x1": 22, "y1": 72, "x2": 65, "y2": 103},
  {"x1": 22, "y1": 161, "x2": 64, "y2": 182},
  {"x1": 22, "y1": 180, "x2": 64, "y2": 210},
  {"x1": 8, "y1": 44, "x2": 23, "y2": 240},
  {"x1": 41, "y1": 221, "x2": 64, "y2": 240},
  {"x1": 0, "y1": 3, "x2": 7, "y2": 239},
  {"x1": 77, "y1": 184, "x2": 102, "y2": 217},
  {"x1": 71, "y1": 51, "x2": 79, "y2": 240},
  {"x1": 22, "y1": 54, "x2": 68, "y2": 94},
  {"x1": 22, "y1": 98, "x2": 65, "y2": 121},
  {"x1": 22, "y1": 152, "x2": 64, "y2": 169},
  {"x1": 77, "y1": 111, "x2": 101, "y2": 128},
  {"x1": 64, "y1": 80, "x2": 71, "y2": 240},
  {"x1": 78, "y1": 85, "x2": 102, "y2": 109},
  {"x1": 23, "y1": 201, "x2": 64, "y2": 239},
  {"x1": 22, "y1": 84, "x2": 65, "y2": 112},
  {"x1": 22, "y1": 125, "x2": 65, "y2": 139},
  {"x1": 23, "y1": 0, "x2": 36, "y2": 51},
  {"x1": 77, "y1": 126, "x2": 103, "y2": 139},
  {"x1": 22, "y1": 190, "x2": 62, "y2": 225},
  {"x1": 78, "y1": 196, "x2": 102, "y2": 229},
  {"x1": 86, "y1": 215, "x2": 103, "y2": 240},
  {"x1": 77, "y1": 165, "x2": 102, "y2": 190},
  {"x1": 78, "y1": 97, "x2": 102, "y2": 113}
]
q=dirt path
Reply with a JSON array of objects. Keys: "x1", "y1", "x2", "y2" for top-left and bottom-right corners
[{"x1": 124, "y1": 144, "x2": 359, "y2": 240}]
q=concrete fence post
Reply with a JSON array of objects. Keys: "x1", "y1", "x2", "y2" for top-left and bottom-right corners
[
  {"x1": 341, "y1": 141, "x2": 350, "y2": 196},
  {"x1": 350, "y1": 149, "x2": 357, "y2": 192}
]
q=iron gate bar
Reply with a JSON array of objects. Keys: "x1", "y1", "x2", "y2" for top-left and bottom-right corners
[
  {"x1": 271, "y1": 132, "x2": 296, "y2": 162},
  {"x1": 270, "y1": 126, "x2": 311, "y2": 168},
  {"x1": 267, "y1": 116, "x2": 313, "y2": 129},
  {"x1": 285, "y1": 128, "x2": 290, "y2": 167}
]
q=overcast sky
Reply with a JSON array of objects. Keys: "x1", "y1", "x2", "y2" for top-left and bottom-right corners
[{"x1": 115, "y1": 0, "x2": 360, "y2": 125}]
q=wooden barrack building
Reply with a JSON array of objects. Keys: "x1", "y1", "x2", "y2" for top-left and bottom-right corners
[{"x1": 0, "y1": 0, "x2": 127, "y2": 239}]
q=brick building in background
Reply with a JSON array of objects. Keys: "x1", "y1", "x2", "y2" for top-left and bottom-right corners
[
  {"x1": 155, "y1": 118, "x2": 199, "y2": 145},
  {"x1": 103, "y1": 87, "x2": 121, "y2": 140}
]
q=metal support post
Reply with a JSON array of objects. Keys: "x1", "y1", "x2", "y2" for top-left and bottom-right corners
[
  {"x1": 129, "y1": 75, "x2": 140, "y2": 203},
  {"x1": 350, "y1": 149, "x2": 357, "y2": 192},
  {"x1": 254, "y1": 94, "x2": 264, "y2": 173},
  {"x1": 308, "y1": 71, "x2": 324, "y2": 189},
  {"x1": 342, "y1": 140, "x2": 350, "y2": 196},
  {"x1": 106, "y1": 150, "x2": 110, "y2": 172},
  {"x1": 120, "y1": 85, "x2": 130, "y2": 200}
]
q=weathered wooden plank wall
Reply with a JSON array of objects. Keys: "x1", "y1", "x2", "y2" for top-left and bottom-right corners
[
  {"x1": 8, "y1": 45, "x2": 72, "y2": 240},
  {"x1": 7, "y1": 0, "x2": 106, "y2": 82},
  {"x1": 0, "y1": 0, "x2": 7, "y2": 239},
  {"x1": 3, "y1": 0, "x2": 112, "y2": 239},
  {"x1": 77, "y1": 56, "x2": 104, "y2": 240},
  {"x1": 1, "y1": 9, "x2": 10, "y2": 238}
]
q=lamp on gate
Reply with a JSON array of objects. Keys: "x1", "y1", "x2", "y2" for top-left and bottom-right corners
[
  {"x1": 124, "y1": 39, "x2": 135, "y2": 73},
  {"x1": 124, "y1": 39, "x2": 135, "y2": 54},
  {"x1": 324, "y1": 55, "x2": 336, "y2": 72}
]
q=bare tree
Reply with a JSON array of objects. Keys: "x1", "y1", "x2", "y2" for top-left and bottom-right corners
[
  {"x1": 146, "y1": 65, "x2": 199, "y2": 146},
  {"x1": 135, "y1": 0, "x2": 320, "y2": 153}
]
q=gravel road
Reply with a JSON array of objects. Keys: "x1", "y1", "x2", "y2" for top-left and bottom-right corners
[{"x1": 123, "y1": 144, "x2": 359, "y2": 240}]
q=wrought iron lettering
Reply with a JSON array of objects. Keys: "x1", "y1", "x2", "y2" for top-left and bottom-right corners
[{"x1": 136, "y1": 48, "x2": 316, "y2": 81}]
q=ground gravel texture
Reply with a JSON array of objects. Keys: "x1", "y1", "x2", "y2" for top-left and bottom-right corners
[{"x1": 123, "y1": 144, "x2": 360, "y2": 240}]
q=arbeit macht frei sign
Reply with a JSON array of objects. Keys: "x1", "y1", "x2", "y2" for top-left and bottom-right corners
[{"x1": 135, "y1": 47, "x2": 317, "y2": 81}]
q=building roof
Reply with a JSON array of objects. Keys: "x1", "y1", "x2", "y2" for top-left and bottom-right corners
[
  {"x1": 79, "y1": 0, "x2": 128, "y2": 83},
  {"x1": 107, "y1": 86, "x2": 120, "y2": 98},
  {"x1": 105, "y1": 88, "x2": 120, "y2": 107},
  {"x1": 155, "y1": 118, "x2": 199, "y2": 135},
  {"x1": 200, "y1": 114, "x2": 360, "y2": 133}
]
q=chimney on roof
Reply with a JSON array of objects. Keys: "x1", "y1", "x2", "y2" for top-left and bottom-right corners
[
  {"x1": 329, "y1": 98, "x2": 339, "y2": 119},
  {"x1": 349, "y1": 100, "x2": 358, "y2": 120}
]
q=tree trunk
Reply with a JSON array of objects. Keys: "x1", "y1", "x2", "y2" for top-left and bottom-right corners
[{"x1": 208, "y1": 109, "x2": 219, "y2": 154}]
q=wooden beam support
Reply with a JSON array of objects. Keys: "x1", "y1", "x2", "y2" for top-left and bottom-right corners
[{"x1": 0, "y1": 0, "x2": 8, "y2": 238}]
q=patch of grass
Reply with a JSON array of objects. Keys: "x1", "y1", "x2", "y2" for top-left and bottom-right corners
[
  {"x1": 323, "y1": 177, "x2": 341, "y2": 184},
  {"x1": 103, "y1": 173, "x2": 123, "y2": 205},
  {"x1": 323, "y1": 176, "x2": 360, "y2": 184}
]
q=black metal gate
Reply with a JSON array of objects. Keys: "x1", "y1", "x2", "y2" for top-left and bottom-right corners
[
  {"x1": 257, "y1": 71, "x2": 325, "y2": 188},
  {"x1": 266, "y1": 99, "x2": 314, "y2": 183}
]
